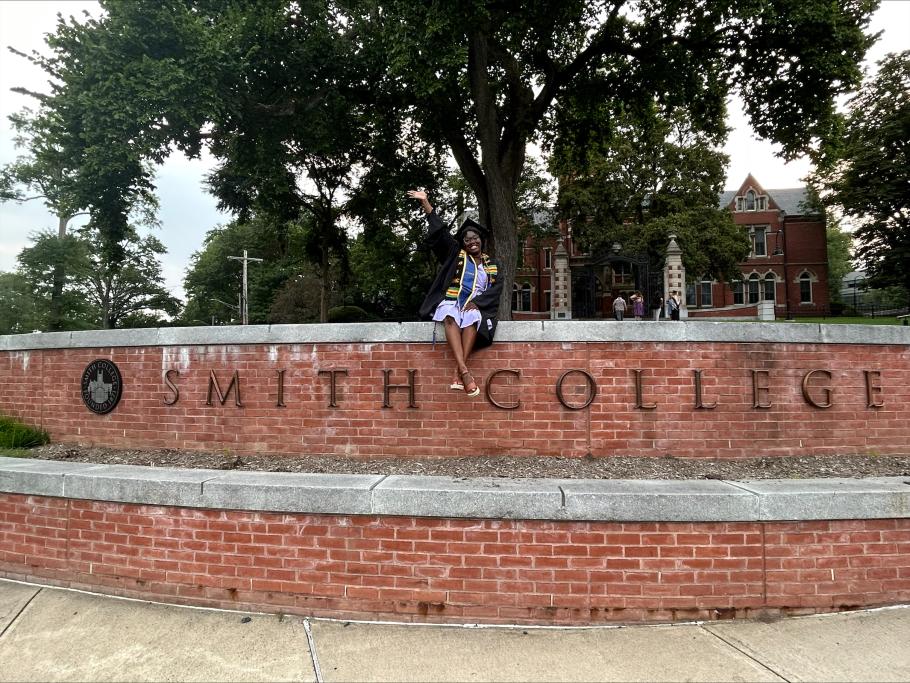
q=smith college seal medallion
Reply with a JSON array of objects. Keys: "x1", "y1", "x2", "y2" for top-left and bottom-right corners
[{"x1": 81, "y1": 359, "x2": 123, "y2": 414}]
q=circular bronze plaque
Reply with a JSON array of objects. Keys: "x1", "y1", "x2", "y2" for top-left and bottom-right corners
[{"x1": 80, "y1": 359, "x2": 123, "y2": 415}]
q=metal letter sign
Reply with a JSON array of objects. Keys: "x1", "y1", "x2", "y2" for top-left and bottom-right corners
[{"x1": 81, "y1": 359, "x2": 123, "y2": 414}]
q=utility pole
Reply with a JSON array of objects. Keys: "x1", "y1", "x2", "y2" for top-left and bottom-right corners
[{"x1": 227, "y1": 250, "x2": 263, "y2": 325}]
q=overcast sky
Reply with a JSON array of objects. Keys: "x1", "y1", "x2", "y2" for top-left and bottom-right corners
[{"x1": 1, "y1": 1, "x2": 908, "y2": 300}]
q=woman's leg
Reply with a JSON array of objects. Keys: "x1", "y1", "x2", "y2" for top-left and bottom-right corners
[
  {"x1": 444, "y1": 317, "x2": 468, "y2": 378},
  {"x1": 459, "y1": 324, "x2": 479, "y2": 393}
]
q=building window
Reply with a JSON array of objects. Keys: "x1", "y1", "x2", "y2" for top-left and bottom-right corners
[
  {"x1": 544, "y1": 290, "x2": 551, "y2": 311},
  {"x1": 732, "y1": 281, "x2": 744, "y2": 305},
  {"x1": 611, "y1": 262, "x2": 632, "y2": 286},
  {"x1": 512, "y1": 283, "x2": 533, "y2": 311},
  {"x1": 736, "y1": 190, "x2": 767, "y2": 212},
  {"x1": 686, "y1": 283, "x2": 697, "y2": 307},
  {"x1": 799, "y1": 272, "x2": 813, "y2": 303},
  {"x1": 699, "y1": 277, "x2": 713, "y2": 307},
  {"x1": 748, "y1": 274, "x2": 760, "y2": 304},
  {"x1": 750, "y1": 226, "x2": 767, "y2": 257},
  {"x1": 543, "y1": 248, "x2": 552, "y2": 270},
  {"x1": 763, "y1": 273, "x2": 776, "y2": 302}
]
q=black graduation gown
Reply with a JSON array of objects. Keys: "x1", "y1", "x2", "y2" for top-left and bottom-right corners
[{"x1": 417, "y1": 209, "x2": 503, "y2": 349}]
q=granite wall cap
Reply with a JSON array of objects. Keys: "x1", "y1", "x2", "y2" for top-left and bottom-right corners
[
  {"x1": 2, "y1": 321, "x2": 908, "y2": 351},
  {"x1": 556, "y1": 479, "x2": 760, "y2": 521},
  {"x1": 1, "y1": 458, "x2": 909, "y2": 522},
  {"x1": 372, "y1": 475, "x2": 565, "y2": 519},
  {"x1": 200, "y1": 470, "x2": 384, "y2": 514},
  {"x1": 730, "y1": 478, "x2": 910, "y2": 520},
  {"x1": 0, "y1": 459, "x2": 106, "y2": 497},
  {"x1": 62, "y1": 464, "x2": 225, "y2": 508}
]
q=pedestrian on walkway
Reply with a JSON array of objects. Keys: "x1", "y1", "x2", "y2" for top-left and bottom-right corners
[
  {"x1": 612, "y1": 294, "x2": 627, "y2": 321},
  {"x1": 668, "y1": 290, "x2": 681, "y2": 321},
  {"x1": 650, "y1": 293, "x2": 664, "y2": 321},
  {"x1": 631, "y1": 291, "x2": 645, "y2": 320}
]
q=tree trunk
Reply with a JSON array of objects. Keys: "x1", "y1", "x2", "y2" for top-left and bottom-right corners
[
  {"x1": 481, "y1": 179, "x2": 519, "y2": 321},
  {"x1": 49, "y1": 215, "x2": 68, "y2": 331},
  {"x1": 320, "y1": 243, "x2": 329, "y2": 323}
]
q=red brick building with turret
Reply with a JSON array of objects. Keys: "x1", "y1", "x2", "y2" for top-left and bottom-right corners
[{"x1": 511, "y1": 174, "x2": 830, "y2": 320}]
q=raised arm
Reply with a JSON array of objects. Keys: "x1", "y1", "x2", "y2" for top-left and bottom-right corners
[
  {"x1": 408, "y1": 189, "x2": 455, "y2": 263},
  {"x1": 407, "y1": 189, "x2": 433, "y2": 214}
]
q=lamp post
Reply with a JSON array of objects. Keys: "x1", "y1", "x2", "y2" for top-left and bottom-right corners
[{"x1": 771, "y1": 210, "x2": 793, "y2": 320}]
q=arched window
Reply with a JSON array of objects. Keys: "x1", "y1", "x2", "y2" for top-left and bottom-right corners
[
  {"x1": 512, "y1": 283, "x2": 532, "y2": 312},
  {"x1": 745, "y1": 190, "x2": 756, "y2": 211},
  {"x1": 748, "y1": 273, "x2": 760, "y2": 304},
  {"x1": 763, "y1": 273, "x2": 776, "y2": 302},
  {"x1": 732, "y1": 281, "x2": 744, "y2": 305},
  {"x1": 799, "y1": 272, "x2": 813, "y2": 303}
]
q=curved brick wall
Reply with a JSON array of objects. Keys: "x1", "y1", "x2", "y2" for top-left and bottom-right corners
[
  {"x1": 1, "y1": 321, "x2": 909, "y2": 458},
  {"x1": 1, "y1": 460, "x2": 908, "y2": 625}
]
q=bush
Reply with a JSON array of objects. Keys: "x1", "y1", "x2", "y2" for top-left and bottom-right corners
[
  {"x1": 327, "y1": 305, "x2": 377, "y2": 323},
  {"x1": 0, "y1": 415, "x2": 50, "y2": 449}
]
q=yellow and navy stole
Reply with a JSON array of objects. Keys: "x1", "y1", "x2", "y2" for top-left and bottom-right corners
[{"x1": 445, "y1": 250, "x2": 497, "y2": 306}]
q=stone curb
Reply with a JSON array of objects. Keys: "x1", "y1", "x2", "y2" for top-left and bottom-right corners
[
  {"x1": 2, "y1": 457, "x2": 908, "y2": 522},
  {"x1": 2, "y1": 320, "x2": 908, "y2": 351}
]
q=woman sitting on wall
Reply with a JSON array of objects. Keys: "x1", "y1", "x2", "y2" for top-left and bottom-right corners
[{"x1": 408, "y1": 189, "x2": 502, "y2": 397}]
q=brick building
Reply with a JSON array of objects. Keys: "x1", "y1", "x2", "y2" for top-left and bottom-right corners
[{"x1": 511, "y1": 174, "x2": 830, "y2": 320}]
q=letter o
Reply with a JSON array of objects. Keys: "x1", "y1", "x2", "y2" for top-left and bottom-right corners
[{"x1": 556, "y1": 369, "x2": 597, "y2": 410}]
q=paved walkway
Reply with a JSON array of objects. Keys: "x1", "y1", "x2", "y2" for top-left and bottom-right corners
[{"x1": 1, "y1": 579, "x2": 907, "y2": 682}]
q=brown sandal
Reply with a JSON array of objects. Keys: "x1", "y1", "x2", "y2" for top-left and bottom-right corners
[{"x1": 460, "y1": 370, "x2": 480, "y2": 397}]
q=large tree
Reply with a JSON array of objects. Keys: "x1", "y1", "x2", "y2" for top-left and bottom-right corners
[
  {"x1": 811, "y1": 50, "x2": 910, "y2": 303},
  {"x1": 16, "y1": 225, "x2": 181, "y2": 329},
  {"x1": 0, "y1": 110, "x2": 91, "y2": 330},
  {"x1": 551, "y1": 101, "x2": 748, "y2": 282},
  {"x1": 16, "y1": 0, "x2": 878, "y2": 319},
  {"x1": 342, "y1": 0, "x2": 877, "y2": 315}
]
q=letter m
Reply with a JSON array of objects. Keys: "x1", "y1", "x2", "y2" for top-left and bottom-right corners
[{"x1": 207, "y1": 370, "x2": 242, "y2": 407}]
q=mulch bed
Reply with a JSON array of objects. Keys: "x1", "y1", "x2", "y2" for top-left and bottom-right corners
[{"x1": 17, "y1": 444, "x2": 910, "y2": 481}]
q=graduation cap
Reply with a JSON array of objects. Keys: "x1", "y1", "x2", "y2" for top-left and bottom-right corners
[{"x1": 454, "y1": 217, "x2": 489, "y2": 249}]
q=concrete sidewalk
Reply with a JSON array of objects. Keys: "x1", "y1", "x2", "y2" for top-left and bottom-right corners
[{"x1": 1, "y1": 579, "x2": 907, "y2": 683}]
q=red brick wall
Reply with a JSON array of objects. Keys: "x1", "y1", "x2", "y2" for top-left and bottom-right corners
[
  {"x1": 1, "y1": 341, "x2": 909, "y2": 458},
  {"x1": 2, "y1": 493, "x2": 907, "y2": 624}
]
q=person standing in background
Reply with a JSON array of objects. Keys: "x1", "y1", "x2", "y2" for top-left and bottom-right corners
[
  {"x1": 612, "y1": 293, "x2": 627, "y2": 321},
  {"x1": 651, "y1": 293, "x2": 664, "y2": 321},
  {"x1": 630, "y1": 291, "x2": 645, "y2": 320},
  {"x1": 669, "y1": 290, "x2": 681, "y2": 321}
]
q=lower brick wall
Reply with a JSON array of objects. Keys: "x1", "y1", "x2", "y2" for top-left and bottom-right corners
[{"x1": 2, "y1": 493, "x2": 908, "y2": 624}]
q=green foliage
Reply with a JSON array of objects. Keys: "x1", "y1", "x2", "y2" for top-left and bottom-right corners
[
  {"x1": 10, "y1": 0, "x2": 877, "y2": 321},
  {"x1": 179, "y1": 214, "x2": 350, "y2": 325},
  {"x1": 553, "y1": 102, "x2": 748, "y2": 281},
  {"x1": 0, "y1": 415, "x2": 50, "y2": 449},
  {"x1": 327, "y1": 305, "x2": 376, "y2": 323},
  {"x1": 812, "y1": 50, "x2": 910, "y2": 305},
  {"x1": 15, "y1": 226, "x2": 181, "y2": 329},
  {"x1": 0, "y1": 272, "x2": 44, "y2": 334}
]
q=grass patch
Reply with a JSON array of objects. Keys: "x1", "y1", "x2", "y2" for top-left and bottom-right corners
[
  {"x1": 0, "y1": 415, "x2": 50, "y2": 449},
  {"x1": 0, "y1": 448, "x2": 34, "y2": 458}
]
